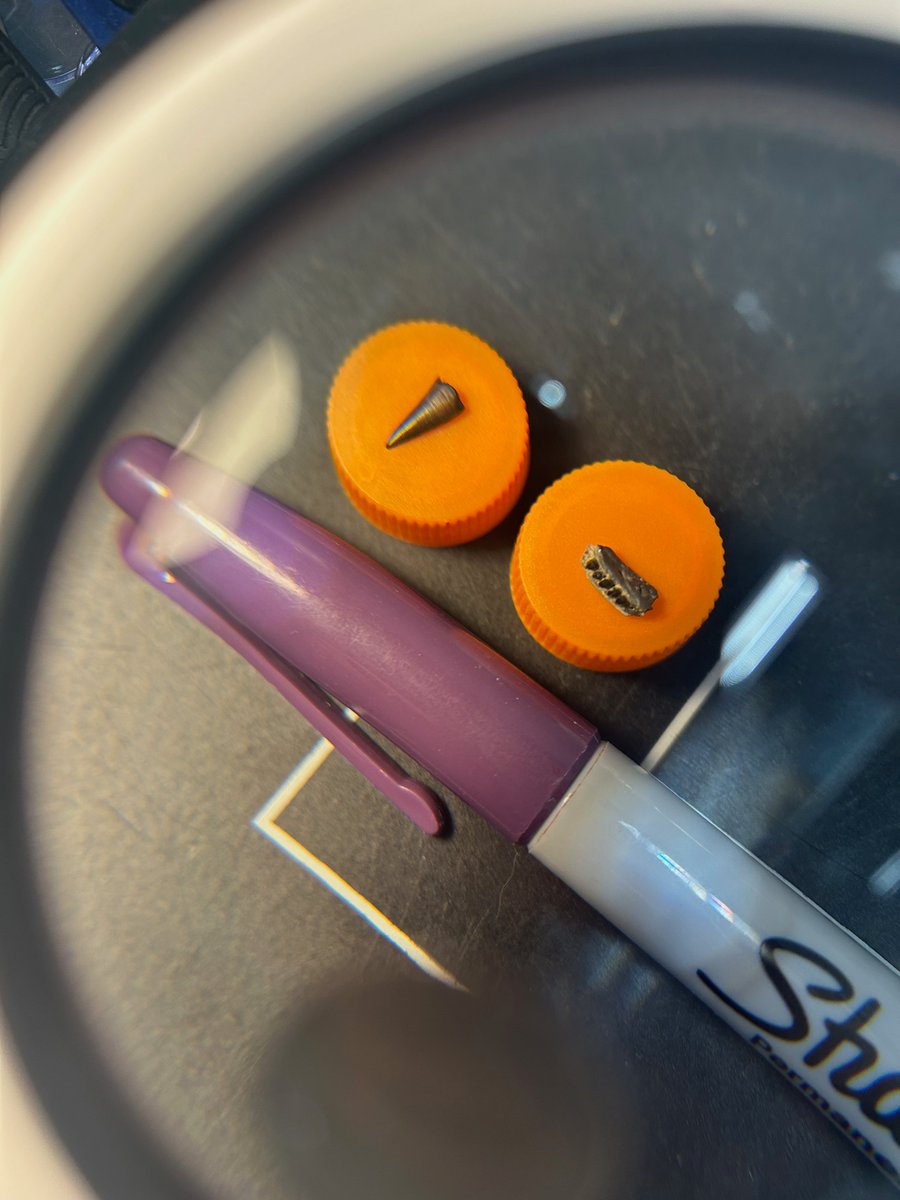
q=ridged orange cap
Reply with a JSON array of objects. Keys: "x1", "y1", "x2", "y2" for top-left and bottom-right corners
[
  {"x1": 511, "y1": 461, "x2": 724, "y2": 671},
  {"x1": 327, "y1": 322, "x2": 529, "y2": 546}
]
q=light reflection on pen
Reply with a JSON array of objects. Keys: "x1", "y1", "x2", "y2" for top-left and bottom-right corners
[{"x1": 620, "y1": 820, "x2": 758, "y2": 943}]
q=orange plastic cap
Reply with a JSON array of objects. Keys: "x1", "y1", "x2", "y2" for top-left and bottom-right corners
[
  {"x1": 327, "y1": 322, "x2": 529, "y2": 546},
  {"x1": 511, "y1": 461, "x2": 724, "y2": 671}
]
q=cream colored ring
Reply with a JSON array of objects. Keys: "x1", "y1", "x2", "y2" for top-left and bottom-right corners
[{"x1": 2, "y1": 4, "x2": 900, "y2": 1196}]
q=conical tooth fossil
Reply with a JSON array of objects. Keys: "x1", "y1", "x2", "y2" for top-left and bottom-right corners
[
  {"x1": 386, "y1": 380, "x2": 464, "y2": 448},
  {"x1": 581, "y1": 544, "x2": 658, "y2": 616}
]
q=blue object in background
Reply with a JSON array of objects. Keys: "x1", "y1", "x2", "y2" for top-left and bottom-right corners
[
  {"x1": 60, "y1": 0, "x2": 129, "y2": 48},
  {"x1": 0, "y1": 0, "x2": 133, "y2": 93}
]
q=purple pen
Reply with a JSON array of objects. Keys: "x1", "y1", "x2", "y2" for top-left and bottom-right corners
[{"x1": 103, "y1": 435, "x2": 900, "y2": 1188}]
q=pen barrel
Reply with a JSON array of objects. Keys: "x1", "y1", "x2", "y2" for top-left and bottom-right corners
[
  {"x1": 102, "y1": 436, "x2": 598, "y2": 841},
  {"x1": 530, "y1": 745, "x2": 900, "y2": 1187}
]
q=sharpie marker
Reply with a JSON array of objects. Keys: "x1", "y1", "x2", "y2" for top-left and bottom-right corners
[{"x1": 102, "y1": 435, "x2": 900, "y2": 1186}]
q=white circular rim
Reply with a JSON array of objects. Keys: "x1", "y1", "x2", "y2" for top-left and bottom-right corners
[
  {"x1": 1, "y1": 0, "x2": 899, "y2": 513},
  {"x1": 2, "y1": 3, "x2": 900, "y2": 1196}
]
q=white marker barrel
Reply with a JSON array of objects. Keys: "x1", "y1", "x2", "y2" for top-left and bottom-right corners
[{"x1": 530, "y1": 745, "x2": 900, "y2": 1187}]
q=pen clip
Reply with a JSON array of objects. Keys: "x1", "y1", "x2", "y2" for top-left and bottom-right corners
[{"x1": 117, "y1": 522, "x2": 447, "y2": 836}]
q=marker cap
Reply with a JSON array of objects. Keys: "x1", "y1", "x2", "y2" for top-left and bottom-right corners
[{"x1": 102, "y1": 435, "x2": 597, "y2": 842}]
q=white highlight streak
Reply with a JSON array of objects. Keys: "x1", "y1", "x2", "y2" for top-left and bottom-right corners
[
  {"x1": 878, "y1": 249, "x2": 900, "y2": 292},
  {"x1": 143, "y1": 335, "x2": 302, "y2": 566},
  {"x1": 870, "y1": 848, "x2": 900, "y2": 899},
  {"x1": 252, "y1": 738, "x2": 462, "y2": 989}
]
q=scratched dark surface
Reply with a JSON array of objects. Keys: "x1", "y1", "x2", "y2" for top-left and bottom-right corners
[{"x1": 9, "y1": 34, "x2": 900, "y2": 1200}]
